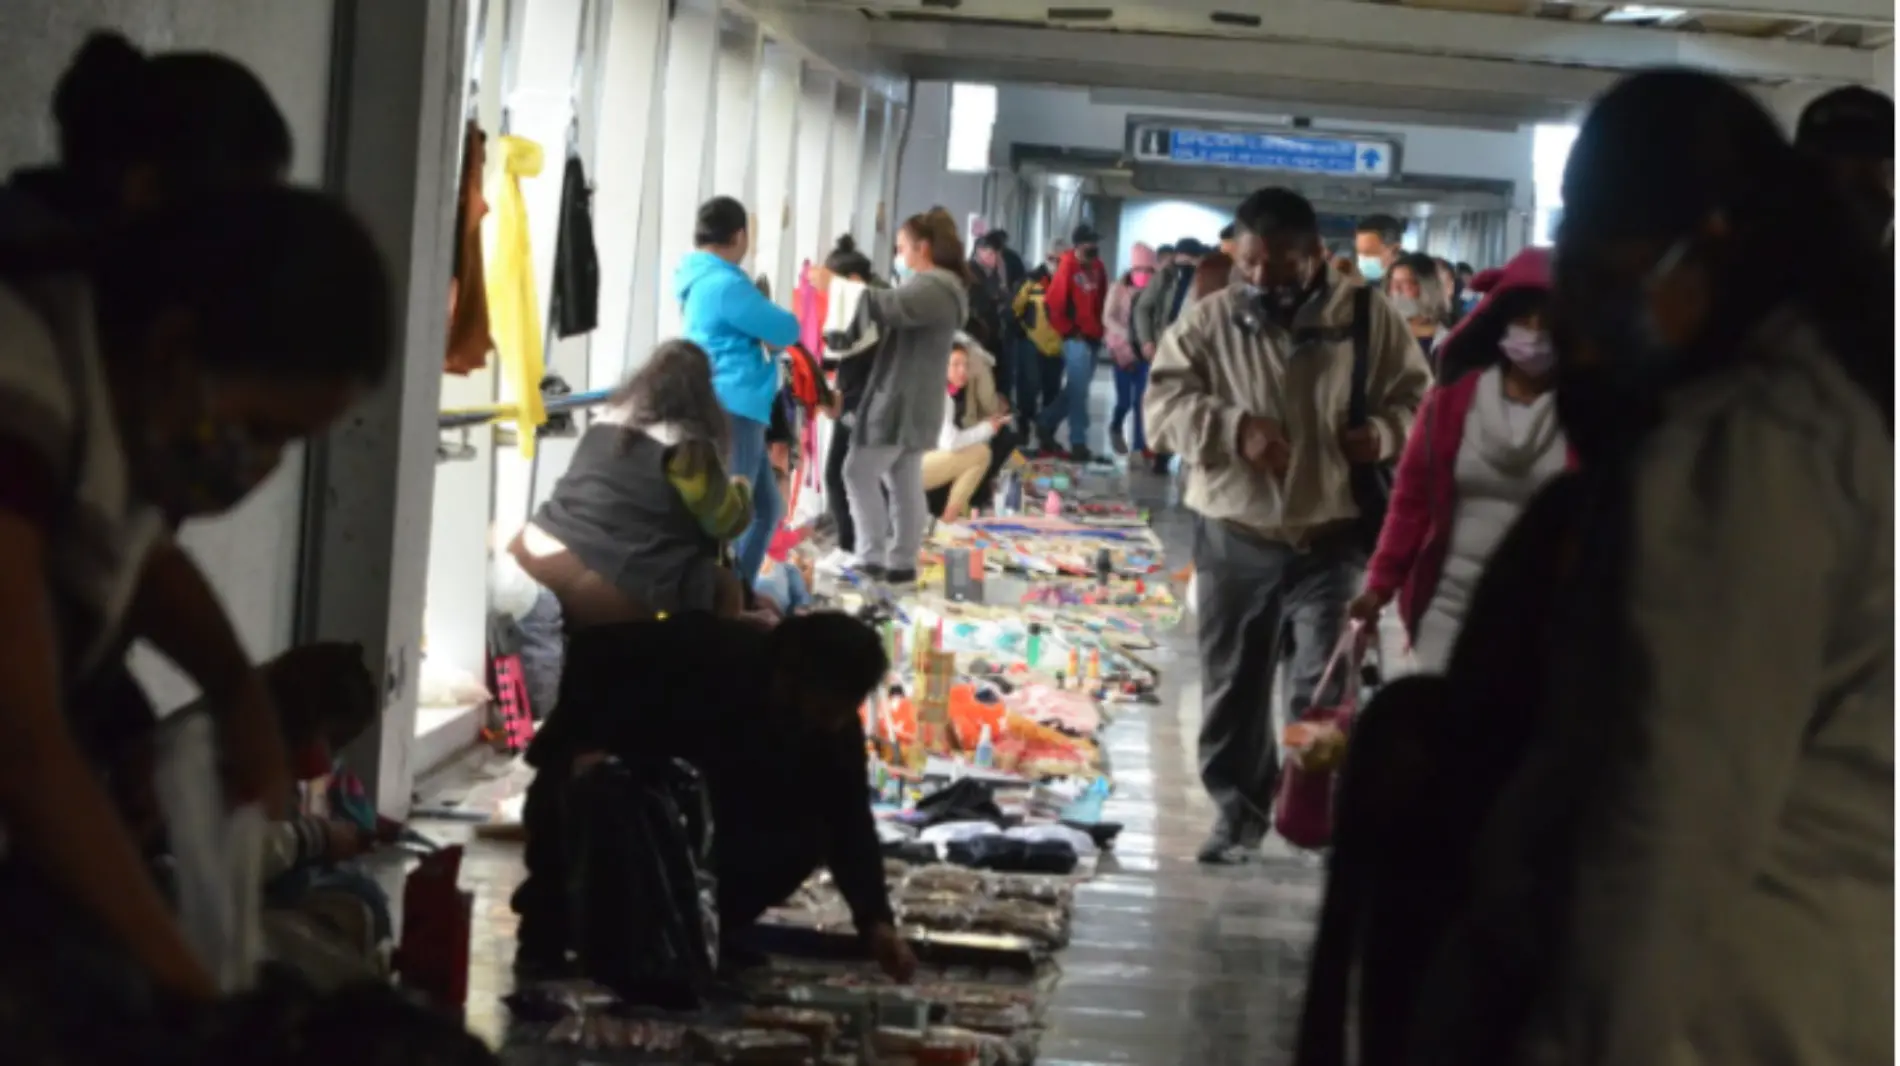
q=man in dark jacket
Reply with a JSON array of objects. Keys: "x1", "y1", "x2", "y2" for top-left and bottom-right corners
[
  {"x1": 1130, "y1": 237, "x2": 1207, "y2": 473},
  {"x1": 1035, "y1": 224, "x2": 1110, "y2": 460},
  {"x1": 511, "y1": 612, "x2": 915, "y2": 983},
  {"x1": 969, "y1": 231, "x2": 1016, "y2": 386}
]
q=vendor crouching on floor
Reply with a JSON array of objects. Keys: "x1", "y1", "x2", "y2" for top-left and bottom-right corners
[
  {"x1": 922, "y1": 333, "x2": 1018, "y2": 522},
  {"x1": 511, "y1": 611, "x2": 917, "y2": 984}
]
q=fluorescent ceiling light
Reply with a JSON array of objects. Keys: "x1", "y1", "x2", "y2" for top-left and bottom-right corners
[{"x1": 1601, "y1": 5, "x2": 1689, "y2": 22}]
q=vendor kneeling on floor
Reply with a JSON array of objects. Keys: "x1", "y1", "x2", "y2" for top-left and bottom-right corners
[
  {"x1": 511, "y1": 611, "x2": 917, "y2": 984},
  {"x1": 922, "y1": 333, "x2": 1017, "y2": 523}
]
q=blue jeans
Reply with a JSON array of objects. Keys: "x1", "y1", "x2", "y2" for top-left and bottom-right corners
[
  {"x1": 729, "y1": 415, "x2": 782, "y2": 589},
  {"x1": 1036, "y1": 338, "x2": 1099, "y2": 451},
  {"x1": 1014, "y1": 342, "x2": 1064, "y2": 438},
  {"x1": 1112, "y1": 361, "x2": 1149, "y2": 453}
]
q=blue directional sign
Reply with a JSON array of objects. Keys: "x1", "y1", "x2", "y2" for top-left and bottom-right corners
[{"x1": 1131, "y1": 124, "x2": 1398, "y2": 180}]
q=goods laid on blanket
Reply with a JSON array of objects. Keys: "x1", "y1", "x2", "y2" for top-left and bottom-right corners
[
  {"x1": 1004, "y1": 457, "x2": 1144, "y2": 522},
  {"x1": 507, "y1": 949, "x2": 1056, "y2": 1064}
]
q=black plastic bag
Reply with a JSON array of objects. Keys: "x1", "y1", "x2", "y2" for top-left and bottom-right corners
[{"x1": 563, "y1": 757, "x2": 719, "y2": 1008}]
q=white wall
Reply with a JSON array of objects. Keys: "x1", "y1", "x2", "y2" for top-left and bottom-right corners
[
  {"x1": 893, "y1": 82, "x2": 985, "y2": 233},
  {"x1": 1115, "y1": 199, "x2": 1231, "y2": 271},
  {"x1": 0, "y1": 0, "x2": 338, "y2": 709},
  {"x1": 992, "y1": 84, "x2": 1537, "y2": 206},
  {"x1": 1874, "y1": 45, "x2": 1894, "y2": 97}
]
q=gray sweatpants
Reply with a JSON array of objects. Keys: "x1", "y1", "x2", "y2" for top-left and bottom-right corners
[
  {"x1": 842, "y1": 443, "x2": 927, "y2": 571},
  {"x1": 1193, "y1": 516, "x2": 1361, "y2": 834}
]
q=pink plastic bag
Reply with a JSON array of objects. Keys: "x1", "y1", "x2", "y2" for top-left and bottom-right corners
[{"x1": 1273, "y1": 622, "x2": 1364, "y2": 850}]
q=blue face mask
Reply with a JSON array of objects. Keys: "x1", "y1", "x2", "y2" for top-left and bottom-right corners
[{"x1": 1357, "y1": 255, "x2": 1385, "y2": 283}]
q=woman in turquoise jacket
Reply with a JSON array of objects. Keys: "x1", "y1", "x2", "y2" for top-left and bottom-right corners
[{"x1": 672, "y1": 196, "x2": 802, "y2": 589}]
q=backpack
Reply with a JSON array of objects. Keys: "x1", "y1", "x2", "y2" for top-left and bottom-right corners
[{"x1": 564, "y1": 756, "x2": 720, "y2": 1009}]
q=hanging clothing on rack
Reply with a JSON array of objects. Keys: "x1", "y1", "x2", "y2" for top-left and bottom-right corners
[
  {"x1": 446, "y1": 119, "x2": 494, "y2": 374},
  {"x1": 550, "y1": 152, "x2": 599, "y2": 338},
  {"x1": 486, "y1": 134, "x2": 550, "y2": 458}
]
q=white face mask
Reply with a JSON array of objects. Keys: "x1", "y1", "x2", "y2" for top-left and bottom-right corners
[
  {"x1": 1389, "y1": 295, "x2": 1422, "y2": 320},
  {"x1": 1499, "y1": 323, "x2": 1556, "y2": 376},
  {"x1": 1357, "y1": 255, "x2": 1385, "y2": 282}
]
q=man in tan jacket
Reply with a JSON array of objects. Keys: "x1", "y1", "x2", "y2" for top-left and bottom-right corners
[{"x1": 1146, "y1": 187, "x2": 1430, "y2": 863}]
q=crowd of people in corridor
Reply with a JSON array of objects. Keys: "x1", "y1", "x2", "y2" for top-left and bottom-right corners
[{"x1": 0, "y1": 19, "x2": 1890, "y2": 1066}]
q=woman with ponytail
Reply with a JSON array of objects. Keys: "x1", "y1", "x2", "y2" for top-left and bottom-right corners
[
  {"x1": 3, "y1": 32, "x2": 291, "y2": 237},
  {"x1": 807, "y1": 209, "x2": 970, "y2": 584}
]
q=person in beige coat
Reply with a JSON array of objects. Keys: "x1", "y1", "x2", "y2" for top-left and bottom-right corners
[
  {"x1": 1405, "y1": 70, "x2": 1893, "y2": 1066},
  {"x1": 1145, "y1": 186, "x2": 1431, "y2": 864}
]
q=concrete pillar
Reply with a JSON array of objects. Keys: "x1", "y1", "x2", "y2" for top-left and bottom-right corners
[
  {"x1": 753, "y1": 43, "x2": 802, "y2": 300},
  {"x1": 855, "y1": 99, "x2": 890, "y2": 255},
  {"x1": 591, "y1": 0, "x2": 672, "y2": 383},
  {"x1": 655, "y1": 0, "x2": 720, "y2": 338},
  {"x1": 828, "y1": 83, "x2": 866, "y2": 251},
  {"x1": 304, "y1": 0, "x2": 464, "y2": 815},
  {"x1": 793, "y1": 64, "x2": 837, "y2": 279},
  {"x1": 712, "y1": 13, "x2": 763, "y2": 218}
]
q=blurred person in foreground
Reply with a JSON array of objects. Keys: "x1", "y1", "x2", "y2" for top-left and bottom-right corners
[
  {"x1": 1794, "y1": 84, "x2": 1893, "y2": 249},
  {"x1": 1405, "y1": 68, "x2": 1892, "y2": 1066}
]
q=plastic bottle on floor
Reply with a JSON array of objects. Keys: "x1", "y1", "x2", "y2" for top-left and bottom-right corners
[{"x1": 1165, "y1": 453, "x2": 1184, "y2": 509}]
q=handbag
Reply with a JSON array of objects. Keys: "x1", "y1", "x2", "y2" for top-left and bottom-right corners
[
  {"x1": 1347, "y1": 286, "x2": 1395, "y2": 557},
  {"x1": 1273, "y1": 621, "x2": 1365, "y2": 850}
]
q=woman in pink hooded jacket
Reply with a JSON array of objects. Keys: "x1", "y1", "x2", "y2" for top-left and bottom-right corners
[
  {"x1": 1347, "y1": 246, "x2": 1577, "y2": 671},
  {"x1": 1103, "y1": 242, "x2": 1157, "y2": 456}
]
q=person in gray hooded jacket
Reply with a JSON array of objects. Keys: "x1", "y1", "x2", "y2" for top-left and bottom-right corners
[{"x1": 809, "y1": 208, "x2": 971, "y2": 584}]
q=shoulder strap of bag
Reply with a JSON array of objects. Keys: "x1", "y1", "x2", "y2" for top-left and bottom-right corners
[{"x1": 1349, "y1": 285, "x2": 1373, "y2": 429}]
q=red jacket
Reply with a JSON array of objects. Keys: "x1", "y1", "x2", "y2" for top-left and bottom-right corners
[
  {"x1": 1363, "y1": 246, "x2": 1576, "y2": 641},
  {"x1": 1045, "y1": 250, "x2": 1109, "y2": 340}
]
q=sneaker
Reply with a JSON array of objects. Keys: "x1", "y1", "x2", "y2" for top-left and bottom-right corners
[
  {"x1": 1069, "y1": 443, "x2": 1094, "y2": 464},
  {"x1": 815, "y1": 548, "x2": 860, "y2": 575},
  {"x1": 1109, "y1": 426, "x2": 1129, "y2": 455},
  {"x1": 884, "y1": 567, "x2": 919, "y2": 587},
  {"x1": 857, "y1": 562, "x2": 887, "y2": 583},
  {"x1": 1195, "y1": 815, "x2": 1259, "y2": 865}
]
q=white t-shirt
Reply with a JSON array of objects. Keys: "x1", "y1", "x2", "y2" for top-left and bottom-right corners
[{"x1": 0, "y1": 278, "x2": 164, "y2": 675}]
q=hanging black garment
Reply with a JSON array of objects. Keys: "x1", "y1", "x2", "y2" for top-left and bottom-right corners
[{"x1": 549, "y1": 152, "x2": 600, "y2": 338}]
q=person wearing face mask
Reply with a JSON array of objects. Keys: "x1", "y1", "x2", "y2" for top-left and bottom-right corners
[
  {"x1": 808, "y1": 209, "x2": 970, "y2": 586},
  {"x1": 1352, "y1": 214, "x2": 1407, "y2": 288},
  {"x1": 1145, "y1": 187, "x2": 1431, "y2": 864},
  {"x1": 1347, "y1": 247, "x2": 1571, "y2": 672},
  {"x1": 0, "y1": 187, "x2": 391, "y2": 1023},
  {"x1": 1388, "y1": 70, "x2": 1892, "y2": 1066},
  {"x1": 1384, "y1": 253, "x2": 1450, "y2": 364},
  {"x1": 1795, "y1": 85, "x2": 1894, "y2": 250},
  {"x1": 1035, "y1": 224, "x2": 1110, "y2": 461}
]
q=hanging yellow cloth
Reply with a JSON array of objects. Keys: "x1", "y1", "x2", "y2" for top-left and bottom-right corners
[{"x1": 485, "y1": 134, "x2": 548, "y2": 457}]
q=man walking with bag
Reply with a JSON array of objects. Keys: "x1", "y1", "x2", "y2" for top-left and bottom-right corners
[{"x1": 1146, "y1": 187, "x2": 1429, "y2": 864}]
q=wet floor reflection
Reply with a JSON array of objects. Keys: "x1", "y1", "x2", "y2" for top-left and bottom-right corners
[{"x1": 1037, "y1": 495, "x2": 1323, "y2": 1065}]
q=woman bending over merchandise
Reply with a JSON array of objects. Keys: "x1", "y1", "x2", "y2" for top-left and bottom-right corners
[
  {"x1": 807, "y1": 208, "x2": 970, "y2": 586},
  {"x1": 922, "y1": 333, "x2": 1016, "y2": 523},
  {"x1": 511, "y1": 339, "x2": 755, "y2": 628},
  {"x1": 0, "y1": 186, "x2": 392, "y2": 1024}
]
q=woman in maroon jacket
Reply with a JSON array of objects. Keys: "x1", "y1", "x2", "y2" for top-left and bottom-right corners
[{"x1": 1348, "y1": 247, "x2": 1574, "y2": 670}]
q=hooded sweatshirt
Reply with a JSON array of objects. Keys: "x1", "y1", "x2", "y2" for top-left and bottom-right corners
[
  {"x1": 673, "y1": 250, "x2": 802, "y2": 425},
  {"x1": 1104, "y1": 243, "x2": 1157, "y2": 368},
  {"x1": 1045, "y1": 249, "x2": 1109, "y2": 341}
]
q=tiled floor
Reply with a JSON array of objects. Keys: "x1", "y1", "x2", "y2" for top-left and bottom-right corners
[
  {"x1": 425, "y1": 377, "x2": 1333, "y2": 1063},
  {"x1": 1034, "y1": 498, "x2": 1326, "y2": 1066}
]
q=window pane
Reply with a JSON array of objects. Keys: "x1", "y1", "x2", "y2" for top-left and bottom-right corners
[{"x1": 946, "y1": 83, "x2": 998, "y2": 174}]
